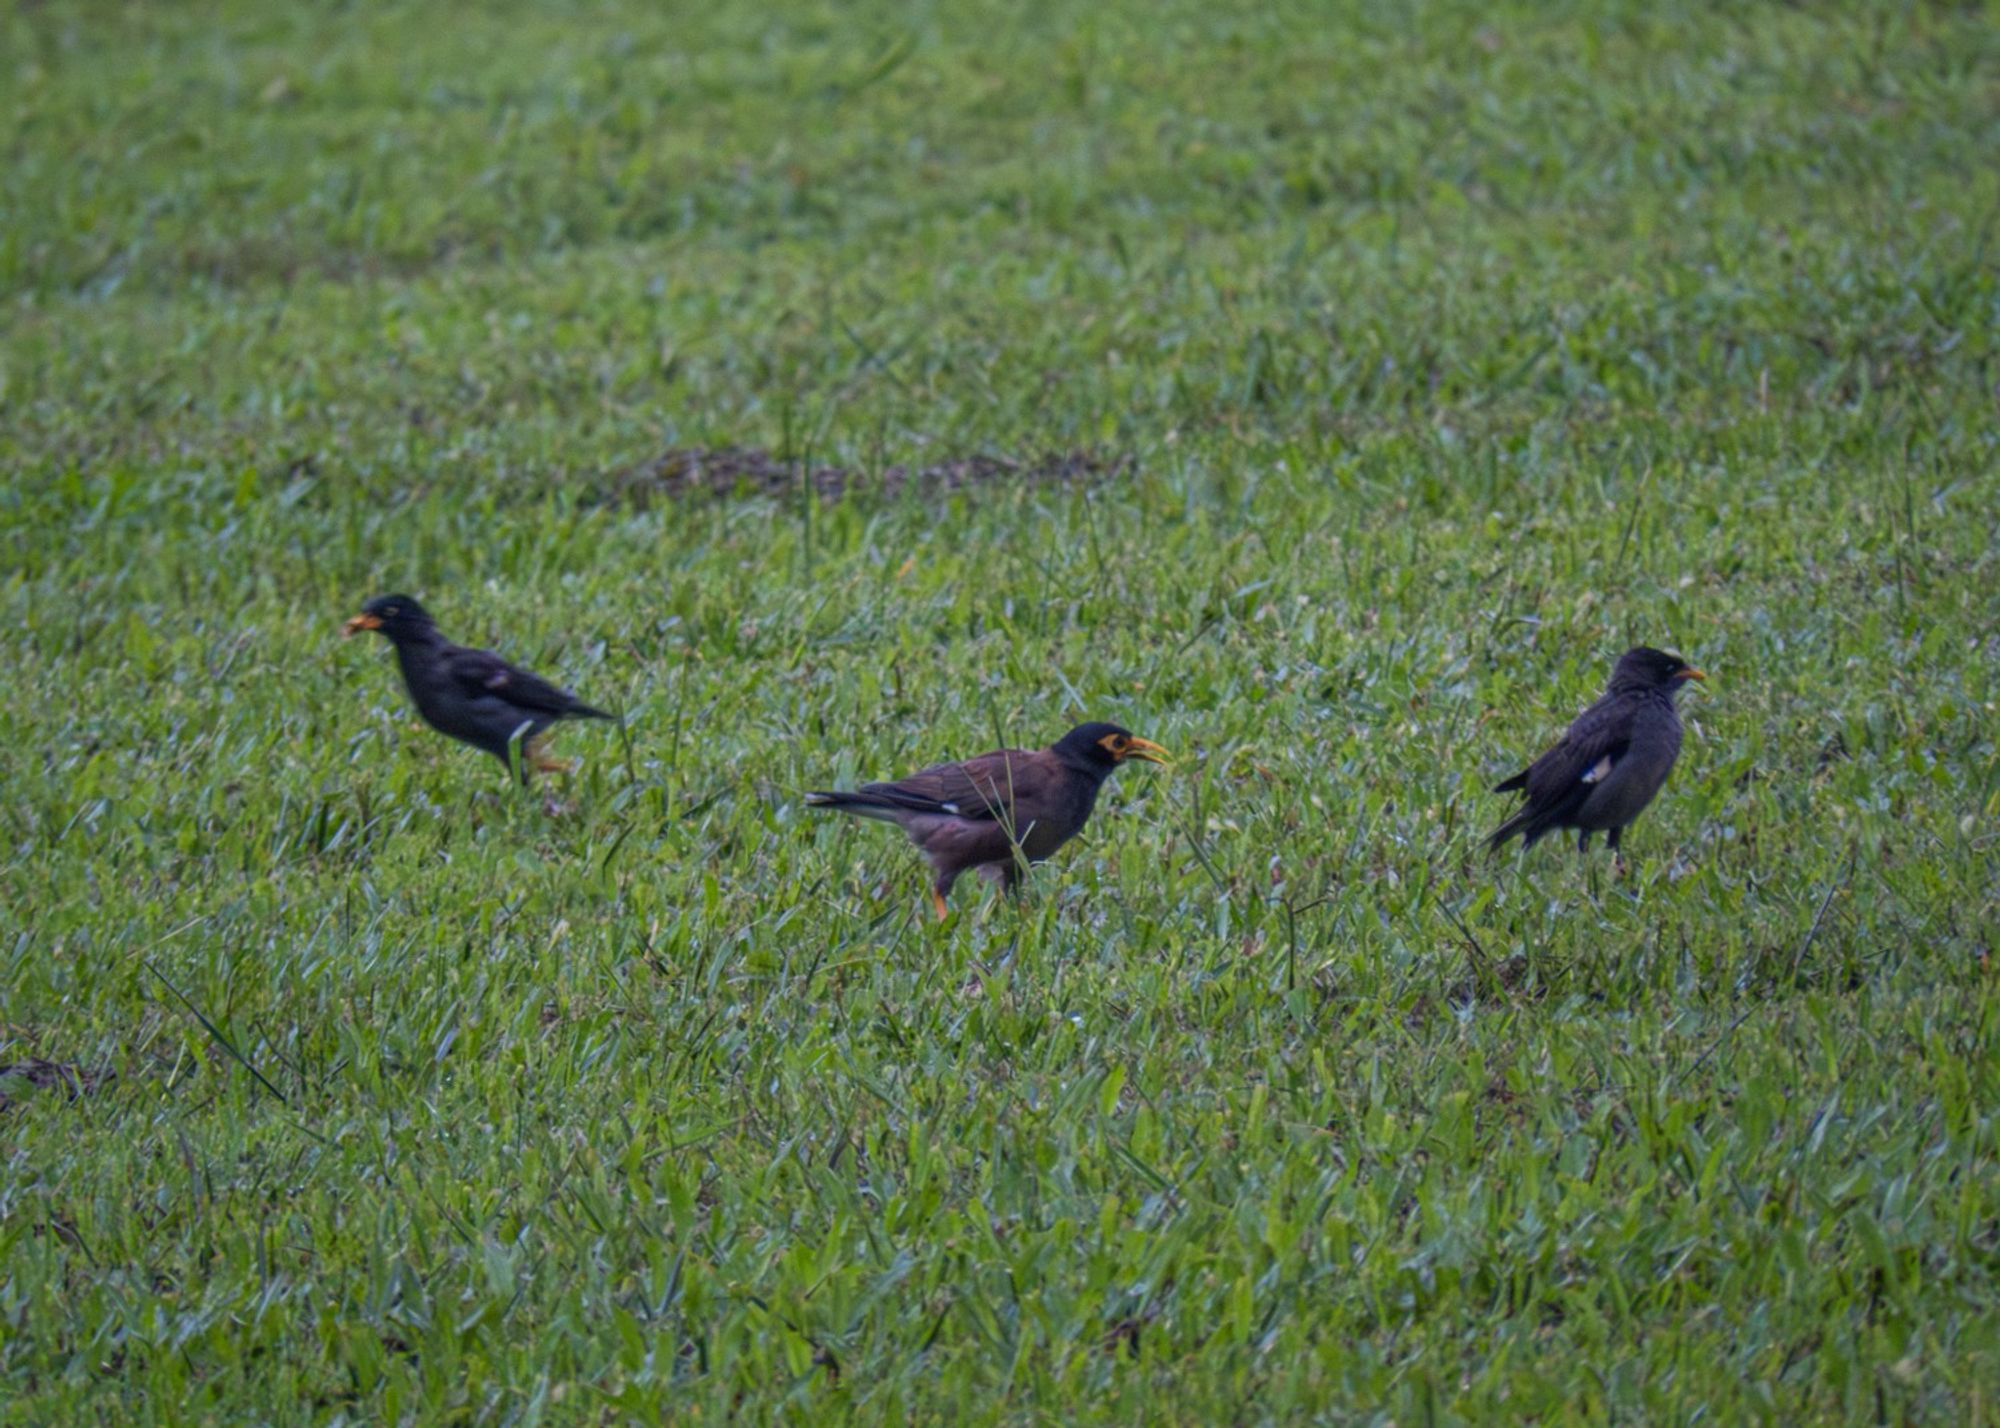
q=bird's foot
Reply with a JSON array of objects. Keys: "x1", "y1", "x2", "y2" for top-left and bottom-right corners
[
  {"x1": 523, "y1": 731, "x2": 575, "y2": 777},
  {"x1": 1612, "y1": 854, "x2": 1631, "y2": 880}
]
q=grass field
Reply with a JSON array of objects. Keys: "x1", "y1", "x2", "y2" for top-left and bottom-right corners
[{"x1": 4, "y1": 0, "x2": 1999, "y2": 1420}]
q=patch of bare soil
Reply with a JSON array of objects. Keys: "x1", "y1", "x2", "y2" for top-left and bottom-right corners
[
  {"x1": 0, "y1": 1058, "x2": 114, "y2": 1113},
  {"x1": 601, "y1": 445, "x2": 1132, "y2": 506}
]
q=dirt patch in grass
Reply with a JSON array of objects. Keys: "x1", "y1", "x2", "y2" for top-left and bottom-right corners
[
  {"x1": 601, "y1": 445, "x2": 1133, "y2": 506},
  {"x1": 0, "y1": 1058, "x2": 115, "y2": 1113}
]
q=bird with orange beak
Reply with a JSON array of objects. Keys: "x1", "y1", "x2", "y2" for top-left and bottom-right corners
[
  {"x1": 1487, "y1": 646, "x2": 1706, "y2": 866},
  {"x1": 344, "y1": 594, "x2": 614, "y2": 781},
  {"x1": 806, "y1": 722, "x2": 1171, "y2": 918}
]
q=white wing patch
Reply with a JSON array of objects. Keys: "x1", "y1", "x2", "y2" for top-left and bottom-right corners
[
  {"x1": 941, "y1": 802, "x2": 962, "y2": 815},
  {"x1": 1580, "y1": 753, "x2": 1614, "y2": 784}
]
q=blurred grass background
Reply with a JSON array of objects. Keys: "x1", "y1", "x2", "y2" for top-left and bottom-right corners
[{"x1": 2, "y1": 0, "x2": 1997, "y2": 1420}]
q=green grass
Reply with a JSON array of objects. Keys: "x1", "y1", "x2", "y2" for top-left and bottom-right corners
[{"x1": 4, "y1": 0, "x2": 1999, "y2": 1420}]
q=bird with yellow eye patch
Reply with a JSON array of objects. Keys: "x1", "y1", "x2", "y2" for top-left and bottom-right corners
[{"x1": 805, "y1": 722, "x2": 1171, "y2": 919}]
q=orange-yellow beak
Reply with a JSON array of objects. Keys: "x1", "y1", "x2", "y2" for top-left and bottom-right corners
[
  {"x1": 1121, "y1": 736, "x2": 1172, "y2": 765},
  {"x1": 1675, "y1": 667, "x2": 1707, "y2": 683},
  {"x1": 343, "y1": 612, "x2": 383, "y2": 637}
]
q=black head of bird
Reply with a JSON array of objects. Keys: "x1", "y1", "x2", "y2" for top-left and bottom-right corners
[
  {"x1": 1609, "y1": 646, "x2": 1707, "y2": 696},
  {"x1": 343, "y1": 594, "x2": 436, "y2": 642},
  {"x1": 1051, "y1": 721, "x2": 1173, "y2": 775}
]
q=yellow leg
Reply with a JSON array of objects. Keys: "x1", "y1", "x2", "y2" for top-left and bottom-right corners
[
  {"x1": 526, "y1": 734, "x2": 576, "y2": 776},
  {"x1": 930, "y1": 889, "x2": 950, "y2": 922}
]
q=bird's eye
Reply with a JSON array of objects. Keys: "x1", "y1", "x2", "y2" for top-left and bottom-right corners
[{"x1": 1112, "y1": 736, "x2": 1128, "y2": 751}]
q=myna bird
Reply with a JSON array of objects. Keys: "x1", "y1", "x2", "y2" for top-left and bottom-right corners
[
  {"x1": 806, "y1": 721, "x2": 1170, "y2": 919},
  {"x1": 1487, "y1": 646, "x2": 1705, "y2": 863},
  {"x1": 343, "y1": 594, "x2": 613, "y2": 779}
]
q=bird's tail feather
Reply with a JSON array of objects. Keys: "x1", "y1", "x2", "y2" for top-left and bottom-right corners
[
  {"x1": 1487, "y1": 769, "x2": 1535, "y2": 851},
  {"x1": 804, "y1": 791, "x2": 904, "y2": 823},
  {"x1": 1486, "y1": 807, "x2": 1539, "y2": 854},
  {"x1": 569, "y1": 703, "x2": 616, "y2": 721}
]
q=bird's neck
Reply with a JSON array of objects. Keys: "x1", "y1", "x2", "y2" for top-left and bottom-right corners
[
  {"x1": 388, "y1": 627, "x2": 447, "y2": 669},
  {"x1": 1054, "y1": 754, "x2": 1117, "y2": 787}
]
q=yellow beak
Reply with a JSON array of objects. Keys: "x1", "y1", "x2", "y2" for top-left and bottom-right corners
[
  {"x1": 1122, "y1": 736, "x2": 1172, "y2": 765},
  {"x1": 343, "y1": 613, "x2": 383, "y2": 637},
  {"x1": 1677, "y1": 667, "x2": 1707, "y2": 682}
]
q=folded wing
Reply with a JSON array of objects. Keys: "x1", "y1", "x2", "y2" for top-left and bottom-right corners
[
  {"x1": 816, "y1": 749, "x2": 1034, "y2": 822},
  {"x1": 442, "y1": 644, "x2": 612, "y2": 720},
  {"x1": 1489, "y1": 694, "x2": 1634, "y2": 849}
]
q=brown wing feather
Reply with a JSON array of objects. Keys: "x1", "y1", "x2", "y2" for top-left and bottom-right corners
[{"x1": 852, "y1": 748, "x2": 1046, "y2": 822}]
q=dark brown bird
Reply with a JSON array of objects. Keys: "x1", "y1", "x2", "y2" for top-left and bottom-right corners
[
  {"x1": 1487, "y1": 647, "x2": 1705, "y2": 863},
  {"x1": 343, "y1": 594, "x2": 613, "y2": 780},
  {"x1": 806, "y1": 721, "x2": 1170, "y2": 919}
]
